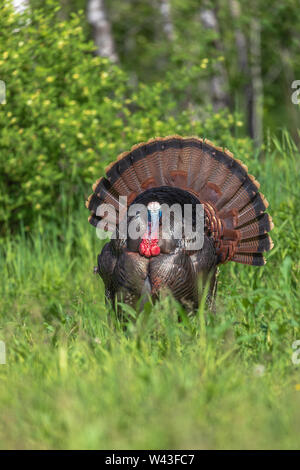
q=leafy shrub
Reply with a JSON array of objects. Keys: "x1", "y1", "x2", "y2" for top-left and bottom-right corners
[{"x1": 0, "y1": 1, "x2": 252, "y2": 235}]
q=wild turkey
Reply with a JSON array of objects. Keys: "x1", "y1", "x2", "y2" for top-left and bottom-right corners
[{"x1": 86, "y1": 136, "x2": 273, "y2": 311}]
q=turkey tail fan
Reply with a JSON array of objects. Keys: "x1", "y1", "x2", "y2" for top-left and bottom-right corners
[{"x1": 86, "y1": 136, "x2": 273, "y2": 265}]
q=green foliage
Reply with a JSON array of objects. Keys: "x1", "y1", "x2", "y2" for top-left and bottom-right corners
[
  {"x1": 0, "y1": 2, "x2": 127, "y2": 233},
  {"x1": 1, "y1": 0, "x2": 300, "y2": 450},
  {"x1": 0, "y1": 2, "x2": 250, "y2": 235},
  {"x1": 0, "y1": 133, "x2": 300, "y2": 449},
  {"x1": 107, "y1": 0, "x2": 300, "y2": 136}
]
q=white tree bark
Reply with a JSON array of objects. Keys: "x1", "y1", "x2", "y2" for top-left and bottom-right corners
[
  {"x1": 229, "y1": 0, "x2": 248, "y2": 73},
  {"x1": 200, "y1": 8, "x2": 229, "y2": 111},
  {"x1": 229, "y1": 0, "x2": 253, "y2": 138},
  {"x1": 250, "y1": 18, "x2": 263, "y2": 148},
  {"x1": 87, "y1": 0, "x2": 118, "y2": 63},
  {"x1": 159, "y1": 0, "x2": 174, "y2": 41},
  {"x1": 12, "y1": 0, "x2": 28, "y2": 14}
]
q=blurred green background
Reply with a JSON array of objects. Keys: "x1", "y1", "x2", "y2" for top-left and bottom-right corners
[{"x1": 0, "y1": 0, "x2": 300, "y2": 450}]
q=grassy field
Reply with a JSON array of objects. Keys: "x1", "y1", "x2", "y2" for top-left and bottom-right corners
[{"x1": 0, "y1": 133, "x2": 299, "y2": 450}]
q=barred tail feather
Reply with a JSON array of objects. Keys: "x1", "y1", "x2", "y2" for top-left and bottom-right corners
[{"x1": 86, "y1": 135, "x2": 273, "y2": 266}]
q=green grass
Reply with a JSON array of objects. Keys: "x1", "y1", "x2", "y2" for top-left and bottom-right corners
[{"x1": 0, "y1": 132, "x2": 300, "y2": 449}]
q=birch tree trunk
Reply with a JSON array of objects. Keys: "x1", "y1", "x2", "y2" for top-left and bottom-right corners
[
  {"x1": 229, "y1": 0, "x2": 253, "y2": 138},
  {"x1": 250, "y1": 17, "x2": 263, "y2": 149},
  {"x1": 12, "y1": 0, "x2": 28, "y2": 14},
  {"x1": 200, "y1": 8, "x2": 229, "y2": 111},
  {"x1": 87, "y1": 0, "x2": 118, "y2": 63},
  {"x1": 229, "y1": 0, "x2": 248, "y2": 72},
  {"x1": 159, "y1": 0, "x2": 174, "y2": 41}
]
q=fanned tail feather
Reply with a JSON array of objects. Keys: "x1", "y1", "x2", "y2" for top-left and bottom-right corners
[{"x1": 86, "y1": 136, "x2": 273, "y2": 266}]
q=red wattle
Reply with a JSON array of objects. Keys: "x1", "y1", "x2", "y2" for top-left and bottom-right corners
[
  {"x1": 139, "y1": 235, "x2": 160, "y2": 258},
  {"x1": 151, "y1": 245, "x2": 160, "y2": 256},
  {"x1": 144, "y1": 247, "x2": 151, "y2": 257}
]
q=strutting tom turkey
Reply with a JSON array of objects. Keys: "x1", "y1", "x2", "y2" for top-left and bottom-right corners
[{"x1": 86, "y1": 136, "x2": 273, "y2": 311}]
